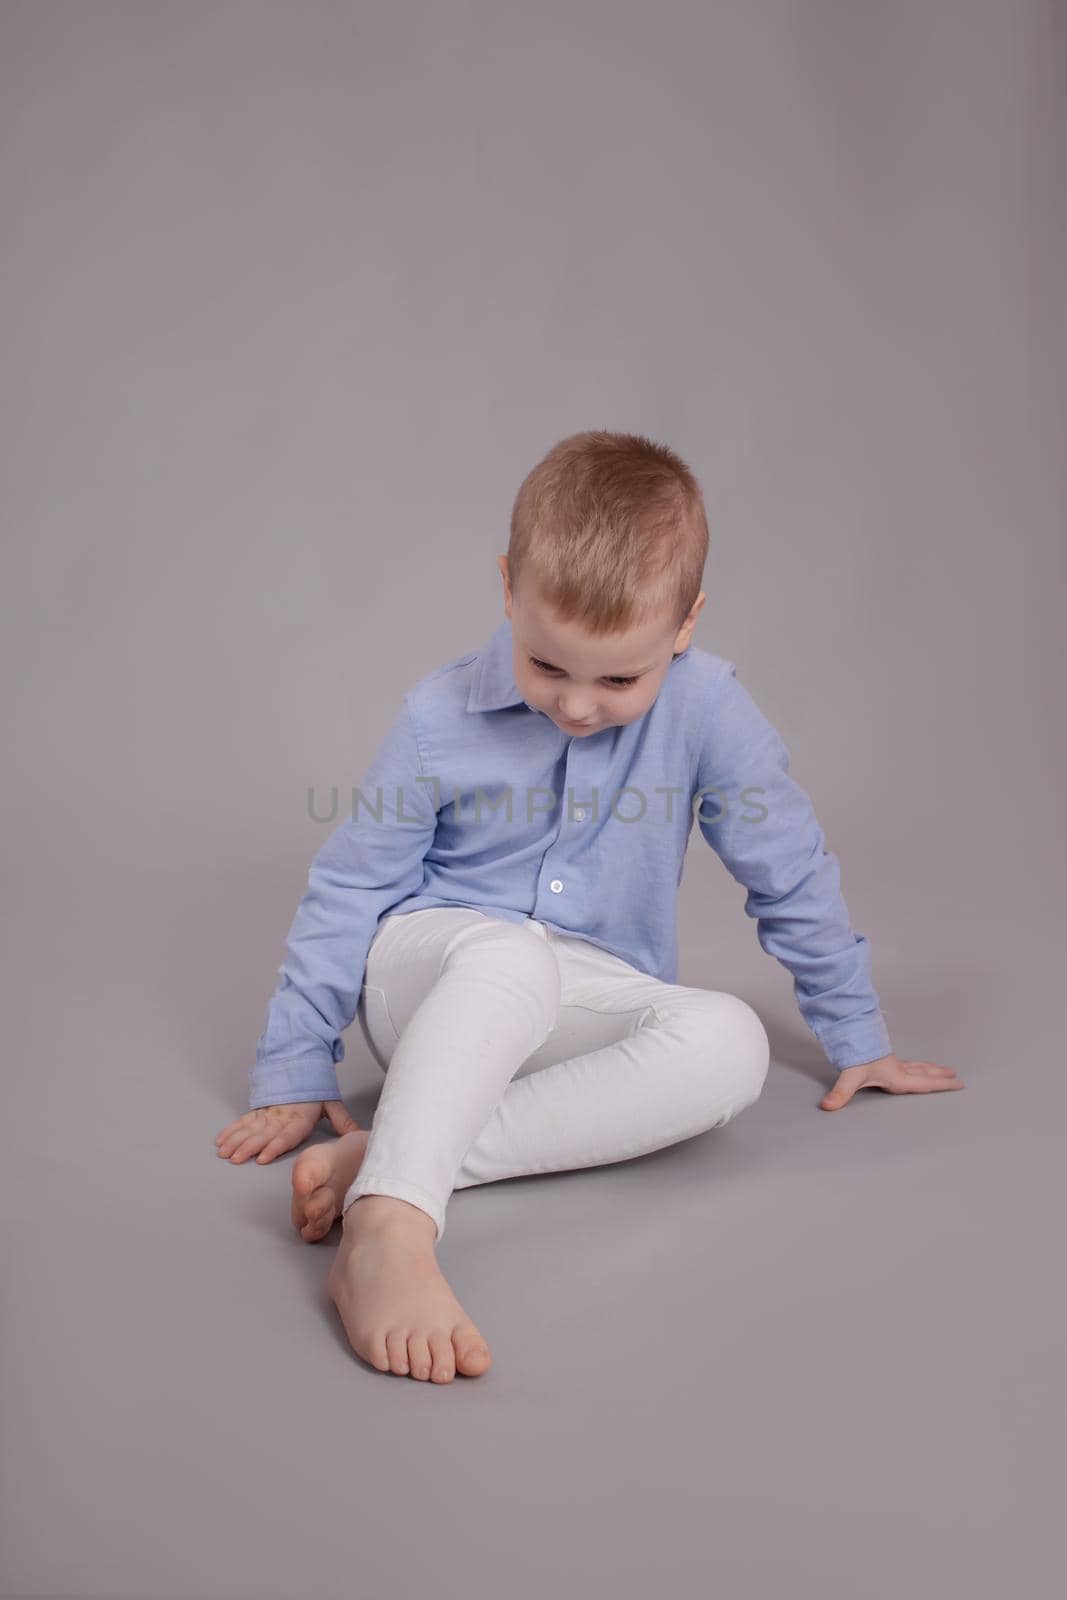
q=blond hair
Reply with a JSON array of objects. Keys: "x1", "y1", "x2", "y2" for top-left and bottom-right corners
[{"x1": 507, "y1": 430, "x2": 709, "y2": 635}]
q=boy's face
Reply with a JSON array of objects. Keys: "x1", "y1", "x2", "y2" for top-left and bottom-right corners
[{"x1": 498, "y1": 555, "x2": 706, "y2": 736}]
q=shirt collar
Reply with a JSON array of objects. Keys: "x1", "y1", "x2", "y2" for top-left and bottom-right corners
[{"x1": 466, "y1": 618, "x2": 525, "y2": 712}]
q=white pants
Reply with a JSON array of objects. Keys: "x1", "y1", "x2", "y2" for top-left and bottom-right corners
[{"x1": 342, "y1": 907, "x2": 771, "y2": 1243}]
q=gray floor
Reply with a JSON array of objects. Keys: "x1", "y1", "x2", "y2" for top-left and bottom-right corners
[
  {"x1": 2, "y1": 851, "x2": 1062, "y2": 1600},
  {"x1": 3, "y1": 2, "x2": 1063, "y2": 1593}
]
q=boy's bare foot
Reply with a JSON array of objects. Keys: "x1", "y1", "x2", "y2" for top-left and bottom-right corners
[
  {"x1": 326, "y1": 1195, "x2": 492, "y2": 1383},
  {"x1": 291, "y1": 1129, "x2": 370, "y2": 1242}
]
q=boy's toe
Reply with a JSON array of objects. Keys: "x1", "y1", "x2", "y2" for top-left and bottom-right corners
[
  {"x1": 385, "y1": 1330, "x2": 410, "y2": 1375},
  {"x1": 429, "y1": 1332, "x2": 457, "y2": 1383},
  {"x1": 292, "y1": 1152, "x2": 329, "y2": 1199},
  {"x1": 454, "y1": 1331, "x2": 492, "y2": 1376},
  {"x1": 406, "y1": 1335, "x2": 432, "y2": 1380}
]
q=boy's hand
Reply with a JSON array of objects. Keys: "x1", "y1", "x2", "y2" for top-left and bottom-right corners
[
  {"x1": 214, "y1": 1099, "x2": 360, "y2": 1164},
  {"x1": 819, "y1": 1053, "x2": 964, "y2": 1110}
]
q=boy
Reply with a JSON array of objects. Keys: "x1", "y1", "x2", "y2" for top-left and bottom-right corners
[{"x1": 215, "y1": 430, "x2": 962, "y2": 1384}]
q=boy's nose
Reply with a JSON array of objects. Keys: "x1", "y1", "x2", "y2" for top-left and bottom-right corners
[{"x1": 558, "y1": 701, "x2": 596, "y2": 724}]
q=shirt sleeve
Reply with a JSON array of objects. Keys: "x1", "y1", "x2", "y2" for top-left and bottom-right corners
[
  {"x1": 694, "y1": 660, "x2": 892, "y2": 1072},
  {"x1": 248, "y1": 695, "x2": 439, "y2": 1109}
]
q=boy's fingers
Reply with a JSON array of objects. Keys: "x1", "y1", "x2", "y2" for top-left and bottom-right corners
[
  {"x1": 217, "y1": 1108, "x2": 283, "y2": 1139},
  {"x1": 227, "y1": 1140, "x2": 262, "y2": 1163},
  {"x1": 898, "y1": 1061, "x2": 964, "y2": 1089},
  {"x1": 217, "y1": 1122, "x2": 259, "y2": 1153},
  {"x1": 215, "y1": 1120, "x2": 249, "y2": 1144},
  {"x1": 254, "y1": 1135, "x2": 293, "y2": 1163},
  {"x1": 217, "y1": 1108, "x2": 318, "y2": 1160},
  {"x1": 217, "y1": 1111, "x2": 268, "y2": 1144},
  {"x1": 324, "y1": 1102, "x2": 359, "y2": 1134},
  {"x1": 228, "y1": 1131, "x2": 277, "y2": 1163},
  {"x1": 223, "y1": 1143, "x2": 256, "y2": 1163}
]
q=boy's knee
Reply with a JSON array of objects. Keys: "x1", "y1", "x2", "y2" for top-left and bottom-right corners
[{"x1": 695, "y1": 991, "x2": 771, "y2": 1106}]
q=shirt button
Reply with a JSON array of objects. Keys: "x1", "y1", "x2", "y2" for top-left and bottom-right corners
[
  {"x1": 574, "y1": 809, "x2": 586, "y2": 821},
  {"x1": 549, "y1": 879, "x2": 564, "y2": 893}
]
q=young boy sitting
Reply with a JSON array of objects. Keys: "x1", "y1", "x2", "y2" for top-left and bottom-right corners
[{"x1": 215, "y1": 429, "x2": 962, "y2": 1384}]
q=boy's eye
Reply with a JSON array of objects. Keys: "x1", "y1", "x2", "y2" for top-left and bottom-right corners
[{"x1": 529, "y1": 657, "x2": 638, "y2": 689}]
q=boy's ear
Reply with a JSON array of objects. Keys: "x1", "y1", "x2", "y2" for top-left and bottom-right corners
[
  {"x1": 675, "y1": 590, "x2": 706, "y2": 648},
  {"x1": 497, "y1": 554, "x2": 513, "y2": 609}
]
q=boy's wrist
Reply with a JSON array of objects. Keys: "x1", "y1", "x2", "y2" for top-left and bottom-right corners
[
  {"x1": 816, "y1": 1014, "x2": 893, "y2": 1073},
  {"x1": 248, "y1": 1091, "x2": 330, "y2": 1112},
  {"x1": 249, "y1": 1063, "x2": 342, "y2": 1109},
  {"x1": 836, "y1": 1051, "x2": 892, "y2": 1073}
]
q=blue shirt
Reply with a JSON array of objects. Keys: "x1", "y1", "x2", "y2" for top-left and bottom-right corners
[{"x1": 249, "y1": 617, "x2": 891, "y2": 1107}]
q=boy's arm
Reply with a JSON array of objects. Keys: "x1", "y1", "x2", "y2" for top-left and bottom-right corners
[
  {"x1": 694, "y1": 660, "x2": 891, "y2": 1073},
  {"x1": 248, "y1": 695, "x2": 438, "y2": 1109}
]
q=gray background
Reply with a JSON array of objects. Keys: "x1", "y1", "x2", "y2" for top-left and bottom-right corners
[{"x1": 2, "y1": 1, "x2": 1064, "y2": 1596}]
